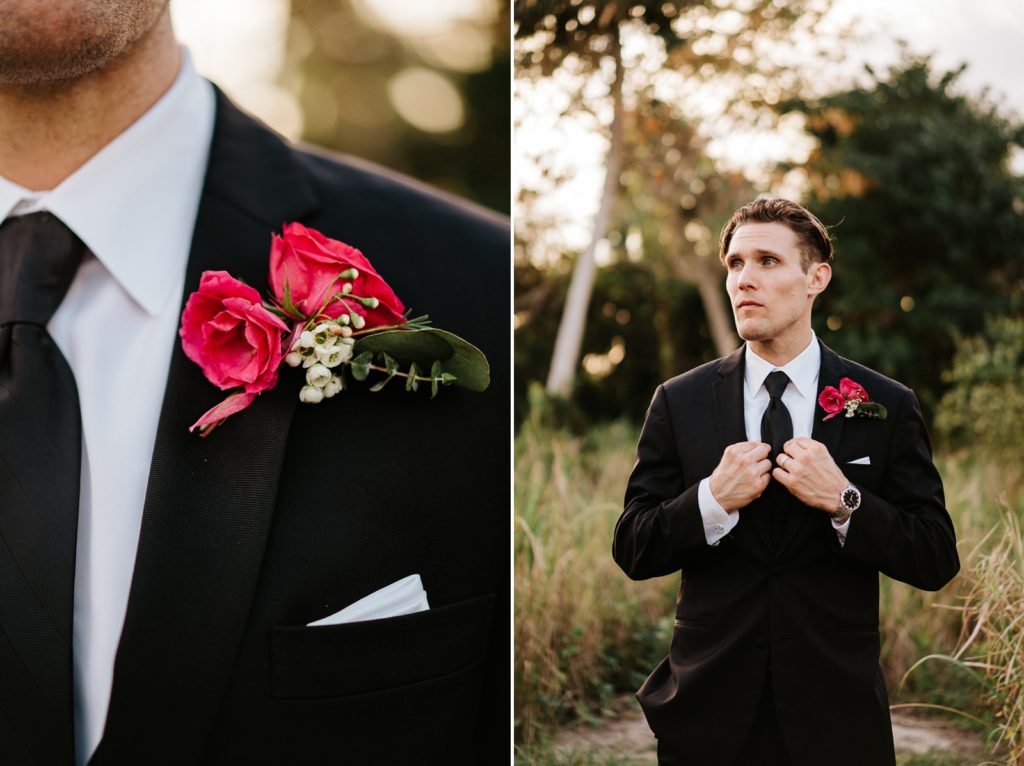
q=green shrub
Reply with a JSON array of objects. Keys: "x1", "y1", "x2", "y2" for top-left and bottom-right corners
[{"x1": 935, "y1": 316, "x2": 1024, "y2": 464}]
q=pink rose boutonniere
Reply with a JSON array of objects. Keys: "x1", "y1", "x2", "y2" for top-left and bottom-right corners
[
  {"x1": 179, "y1": 222, "x2": 490, "y2": 436},
  {"x1": 818, "y1": 377, "x2": 887, "y2": 422}
]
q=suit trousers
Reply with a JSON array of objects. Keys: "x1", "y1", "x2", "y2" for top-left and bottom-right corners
[{"x1": 656, "y1": 675, "x2": 792, "y2": 766}]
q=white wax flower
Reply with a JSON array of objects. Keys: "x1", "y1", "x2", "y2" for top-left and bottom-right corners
[
  {"x1": 324, "y1": 375, "x2": 343, "y2": 398},
  {"x1": 299, "y1": 385, "x2": 324, "y2": 404},
  {"x1": 306, "y1": 364, "x2": 332, "y2": 388},
  {"x1": 299, "y1": 331, "x2": 316, "y2": 348},
  {"x1": 284, "y1": 351, "x2": 302, "y2": 368},
  {"x1": 351, "y1": 313, "x2": 366, "y2": 329},
  {"x1": 320, "y1": 344, "x2": 352, "y2": 368}
]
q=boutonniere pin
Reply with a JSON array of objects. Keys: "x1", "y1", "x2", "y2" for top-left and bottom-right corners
[
  {"x1": 179, "y1": 222, "x2": 489, "y2": 436},
  {"x1": 818, "y1": 377, "x2": 887, "y2": 422}
]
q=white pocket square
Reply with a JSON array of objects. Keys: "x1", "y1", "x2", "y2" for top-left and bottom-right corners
[
  {"x1": 847, "y1": 456, "x2": 871, "y2": 465},
  {"x1": 306, "y1": 574, "x2": 429, "y2": 627}
]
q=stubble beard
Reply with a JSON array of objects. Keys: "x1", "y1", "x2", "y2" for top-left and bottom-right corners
[{"x1": 0, "y1": 1, "x2": 166, "y2": 88}]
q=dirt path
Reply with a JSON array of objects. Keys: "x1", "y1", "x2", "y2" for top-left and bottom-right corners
[{"x1": 553, "y1": 698, "x2": 989, "y2": 765}]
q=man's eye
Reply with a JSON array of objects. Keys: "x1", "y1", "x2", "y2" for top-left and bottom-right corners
[
  {"x1": 762, "y1": 257, "x2": 777, "y2": 266},
  {"x1": 728, "y1": 260, "x2": 742, "y2": 270}
]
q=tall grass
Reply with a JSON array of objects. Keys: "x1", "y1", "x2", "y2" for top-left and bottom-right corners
[
  {"x1": 515, "y1": 422, "x2": 1020, "y2": 751},
  {"x1": 515, "y1": 419, "x2": 675, "y2": 744},
  {"x1": 902, "y1": 505, "x2": 1024, "y2": 763},
  {"x1": 883, "y1": 457, "x2": 1016, "y2": 708}
]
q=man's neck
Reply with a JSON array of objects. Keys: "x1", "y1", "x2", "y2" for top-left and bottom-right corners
[
  {"x1": 0, "y1": 12, "x2": 179, "y2": 191},
  {"x1": 748, "y1": 327, "x2": 814, "y2": 368}
]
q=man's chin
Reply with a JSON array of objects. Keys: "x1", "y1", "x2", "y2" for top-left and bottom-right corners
[{"x1": 735, "y1": 320, "x2": 772, "y2": 343}]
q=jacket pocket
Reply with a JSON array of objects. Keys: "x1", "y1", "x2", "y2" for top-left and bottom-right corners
[{"x1": 270, "y1": 593, "x2": 494, "y2": 700}]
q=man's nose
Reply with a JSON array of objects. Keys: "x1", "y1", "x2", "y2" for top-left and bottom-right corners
[{"x1": 737, "y1": 263, "x2": 757, "y2": 290}]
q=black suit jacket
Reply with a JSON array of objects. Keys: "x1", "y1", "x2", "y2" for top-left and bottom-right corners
[
  {"x1": 612, "y1": 340, "x2": 958, "y2": 766},
  {"x1": 86, "y1": 90, "x2": 508, "y2": 765}
]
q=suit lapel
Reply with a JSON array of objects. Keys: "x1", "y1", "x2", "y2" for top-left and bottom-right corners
[
  {"x1": 810, "y1": 340, "x2": 845, "y2": 457},
  {"x1": 775, "y1": 339, "x2": 845, "y2": 556},
  {"x1": 711, "y1": 346, "x2": 746, "y2": 455},
  {"x1": 94, "y1": 89, "x2": 319, "y2": 764},
  {"x1": 711, "y1": 346, "x2": 773, "y2": 552}
]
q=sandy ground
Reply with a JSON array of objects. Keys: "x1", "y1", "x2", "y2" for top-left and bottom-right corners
[{"x1": 552, "y1": 697, "x2": 989, "y2": 765}]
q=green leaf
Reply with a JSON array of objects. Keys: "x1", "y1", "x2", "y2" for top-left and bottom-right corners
[
  {"x1": 350, "y1": 351, "x2": 373, "y2": 381},
  {"x1": 431, "y1": 376, "x2": 439, "y2": 399},
  {"x1": 440, "y1": 372, "x2": 457, "y2": 385},
  {"x1": 405, "y1": 362, "x2": 419, "y2": 392},
  {"x1": 858, "y1": 402, "x2": 888, "y2": 419},
  {"x1": 354, "y1": 328, "x2": 490, "y2": 392},
  {"x1": 281, "y1": 274, "x2": 303, "y2": 319},
  {"x1": 369, "y1": 353, "x2": 399, "y2": 392},
  {"x1": 431, "y1": 360, "x2": 443, "y2": 379}
]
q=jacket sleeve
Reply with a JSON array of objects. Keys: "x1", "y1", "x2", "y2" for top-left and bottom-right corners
[
  {"x1": 612, "y1": 385, "x2": 713, "y2": 580},
  {"x1": 841, "y1": 389, "x2": 960, "y2": 591}
]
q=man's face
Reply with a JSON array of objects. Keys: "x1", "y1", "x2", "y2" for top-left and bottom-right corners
[
  {"x1": 724, "y1": 221, "x2": 829, "y2": 346},
  {"x1": 0, "y1": 0, "x2": 168, "y2": 86}
]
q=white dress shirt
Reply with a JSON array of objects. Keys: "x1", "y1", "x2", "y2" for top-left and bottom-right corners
[
  {"x1": 0, "y1": 49, "x2": 214, "y2": 764},
  {"x1": 698, "y1": 332, "x2": 852, "y2": 545}
]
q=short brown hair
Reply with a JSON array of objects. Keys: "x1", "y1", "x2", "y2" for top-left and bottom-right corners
[{"x1": 719, "y1": 198, "x2": 833, "y2": 270}]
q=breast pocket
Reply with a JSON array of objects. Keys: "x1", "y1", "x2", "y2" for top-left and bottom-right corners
[
  {"x1": 270, "y1": 593, "x2": 494, "y2": 700},
  {"x1": 842, "y1": 461, "x2": 882, "y2": 493}
]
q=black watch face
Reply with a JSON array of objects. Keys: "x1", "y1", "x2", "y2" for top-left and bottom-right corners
[{"x1": 842, "y1": 486, "x2": 860, "y2": 510}]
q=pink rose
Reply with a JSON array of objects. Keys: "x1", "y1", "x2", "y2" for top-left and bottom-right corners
[
  {"x1": 839, "y1": 377, "x2": 869, "y2": 402},
  {"x1": 180, "y1": 270, "x2": 289, "y2": 394},
  {"x1": 818, "y1": 386, "x2": 846, "y2": 421},
  {"x1": 269, "y1": 222, "x2": 406, "y2": 329}
]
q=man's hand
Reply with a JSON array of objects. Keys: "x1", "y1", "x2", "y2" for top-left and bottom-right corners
[
  {"x1": 772, "y1": 437, "x2": 848, "y2": 512},
  {"x1": 708, "y1": 442, "x2": 772, "y2": 510}
]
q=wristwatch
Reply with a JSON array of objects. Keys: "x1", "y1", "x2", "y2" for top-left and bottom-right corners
[{"x1": 833, "y1": 483, "x2": 861, "y2": 522}]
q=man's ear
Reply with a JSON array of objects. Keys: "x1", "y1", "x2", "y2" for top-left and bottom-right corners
[{"x1": 807, "y1": 261, "x2": 831, "y2": 297}]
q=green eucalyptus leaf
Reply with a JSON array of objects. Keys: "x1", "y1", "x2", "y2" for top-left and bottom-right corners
[
  {"x1": 383, "y1": 353, "x2": 399, "y2": 376},
  {"x1": 350, "y1": 351, "x2": 373, "y2": 381},
  {"x1": 431, "y1": 376, "x2": 439, "y2": 399},
  {"x1": 369, "y1": 378, "x2": 389, "y2": 392},
  {"x1": 406, "y1": 362, "x2": 419, "y2": 392},
  {"x1": 354, "y1": 328, "x2": 490, "y2": 392},
  {"x1": 858, "y1": 402, "x2": 888, "y2": 420}
]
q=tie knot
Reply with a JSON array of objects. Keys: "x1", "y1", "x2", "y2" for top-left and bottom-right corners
[
  {"x1": 0, "y1": 212, "x2": 86, "y2": 326},
  {"x1": 764, "y1": 370, "x2": 790, "y2": 400}
]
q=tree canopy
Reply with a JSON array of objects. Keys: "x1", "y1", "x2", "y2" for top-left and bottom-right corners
[{"x1": 785, "y1": 56, "x2": 1024, "y2": 416}]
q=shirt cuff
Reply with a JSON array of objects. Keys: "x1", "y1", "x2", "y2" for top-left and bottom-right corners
[
  {"x1": 832, "y1": 513, "x2": 851, "y2": 546},
  {"x1": 699, "y1": 477, "x2": 739, "y2": 546}
]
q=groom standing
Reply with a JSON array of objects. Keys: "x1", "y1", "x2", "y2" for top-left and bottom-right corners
[
  {"x1": 0, "y1": 2, "x2": 506, "y2": 764},
  {"x1": 613, "y1": 198, "x2": 958, "y2": 766}
]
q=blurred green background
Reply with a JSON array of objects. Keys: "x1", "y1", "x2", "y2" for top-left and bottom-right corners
[
  {"x1": 172, "y1": 0, "x2": 509, "y2": 214},
  {"x1": 514, "y1": 1, "x2": 1024, "y2": 764}
]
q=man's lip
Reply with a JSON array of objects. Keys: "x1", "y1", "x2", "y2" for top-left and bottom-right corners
[{"x1": 737, "y1": 301, "x2": 763, "y2": 309}]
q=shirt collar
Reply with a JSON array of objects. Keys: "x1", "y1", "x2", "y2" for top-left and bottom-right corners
[
  {"x1": 0, "y1": 48, "x2": 215, "y2": 317},
  {"x1": 744, "y1": 331, "x2": 821, "y2": 399}
]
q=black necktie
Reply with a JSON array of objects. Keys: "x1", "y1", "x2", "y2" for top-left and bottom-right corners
[
  {"x1": 761, "y1": 370, "x2": 793, "y2": 466},
  {"x1": 0, "y1": 212, "x2": 85, "y2": 764}
]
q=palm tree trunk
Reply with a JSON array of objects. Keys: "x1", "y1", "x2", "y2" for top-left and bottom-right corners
[
  {"x1": 544, "y1": 34, "x2": 624, "y2": 397},
  {"x1": 691, "y1": 258, "x2": 739, "y2": 358}
]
